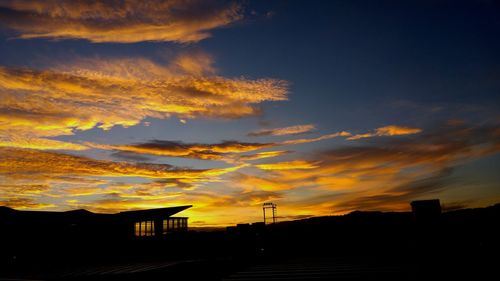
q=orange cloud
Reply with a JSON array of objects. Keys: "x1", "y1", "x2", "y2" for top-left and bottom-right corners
[
  {"x1": 67, "y1": 125, "x2": 500, "y2": 224},
  {"x1": 0, "y1": 147, "x2": 241, "y2": 179},
  {"x1": 0, "y1": 53, "x2": 288, "y2": 150},
  {"x1": 90, "y1": 131, "x2": 350, "y2": 161},
  {"x1": 63, "y1": 188, "x2": 282, "y2": 227},
  {"x1": 0, "y1": 182, "x2": 55, "y2": 209},
  {"x1": 245, "y1": 125, "x2": 500, "y2": 213},
  {"x1": 231, "y1": 173, "x2": 290, "y2": 192},
  {"x1": 0, "y1": 0, "x2": 242, "y2": 43},
  {"x1": 88, "y1": 140, "x2": 274, "y2": 161},
  {"x1": 206, "y1": 190, "x2": 282, "y2": 208},
  {"x1": 255, "y1": 160, "x2": 320, "y2": 171},
  {"x1": 0, "y1": 198, "x2": 55, "y2": 210},
  {"x1": 0, "y1": 135, "x2": 87, "y2": 150},
  {"x1": 248, "y1": 124, "x2": 316, "y2": 137},
  {"x1": 375, "y1": 125, "x2": 422, "y2": 136},
  {"x1": 3, "y1": 124, "x2": 498, "y2": 226},
  {"x1": 0, "y1": 147, "x2": 246, "y2": 216},
  {"x1": 348, "y1": 125, "x2": 422, "y2": 140},
  {"x1": 278, "y1": 131, "x2": 351, "y2": 145},
  {"x1": 63, "y1": 179, "x2": 196, "y2": 198},
  {"x1": 236, "y1": 150, "x2": 291, "y2": 161},
  {"x1": 0, "y1": 183, "x2": 50, "y2": 197},
  {"x1": 92, "y1": 127, "x2": 419, "y2": 164}
]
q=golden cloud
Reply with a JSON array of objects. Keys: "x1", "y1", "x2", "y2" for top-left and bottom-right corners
[
  {"x1": 206, "y1": 190, "x2": 282, "y2": 208},
  {"x1": 230, "y1": 173, "x2": 290, "y2": 192},
  {"x1": 375, "y1": 125, "x2": 422, "y2": 136},
  {"x1": 66, "y1": 124, "x2": 500, "y2": 223},
  {"x1": 0, "y1": 198, "x2": 55, "y2": 210},
  {"x1": 0, "y1": 0, "x2": 242, "y2": 43},
  {"x1": 63, "y1": 188, "x2": 282, "y2": 226},
  {"x1": 255, "y1": 160, "x2": 320, "y2": 171},
  {"x1": 63, "y1": 179, "x2": 195, "y2": 198},
  {"x1": 0, "y1": 135, "x2": 87, "y2": 150},
  {"x1": 232, "y1": 124, "x2": 500, "y2": 213},
  {"x1": 248, "y1": 124, "x2": 316, "y2": 137},
  {"x1": 3, "y1": 119, "x2": 497, "y2": 225},
  {"x1": 348, "y1": 125, "x2": 422, "y2": 140},
  {"x1": 236, "y1": 150, "x2": 291, "y2": 161},
  {"x1": 90, "y1": 131, "x2": 350, "y2": 161},
  {"x1": 88, "y1": 140, "x2": 273, "y2": 161},
  {"x1": 0, "y1": 147, "x2": 241, "y2": 179},
  {"x1": 0, "y1": 183, "x2": 50, "y2": 197},
  {"x1": 278, "y1": 131, "x2": 352, "y2": 145},
  {"x1": 0, "y1": 53, "x2": 288, "y2": 150},
  {"x1": 0, "y1": 182, "x2": 55, "y2": 209},
  {"x1": 95, "y1": 127, "x2": 420, "y2": 164},
  {"x1": 0, "y1": 147, "x2": 245, "y2": 214}
]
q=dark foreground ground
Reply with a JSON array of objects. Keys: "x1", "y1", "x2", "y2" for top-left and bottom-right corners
[{"x1": 1, "y1": 204, "x2": 499, "y2": 280}]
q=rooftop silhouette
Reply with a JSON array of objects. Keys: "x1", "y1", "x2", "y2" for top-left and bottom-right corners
[{"x1": 1, "y1": 201, "x2": 498, "y2": 280}]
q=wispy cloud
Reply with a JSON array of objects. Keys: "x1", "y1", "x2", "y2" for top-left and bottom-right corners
[
  {"x1": 236, "y1": 150, "x2": 291, "y2": 161},
  {"x1": 0, "y1": 183, "x2": 50, "y2": 200},
  {"x1": 348, "y1": 125, "x2": 422, "y2": 140},
  {"x1": 63, "y1": 188, "x2": 282, "y2": 226},
  {"x1": 233, "y1": 124, "x2": 500, "y2": 210},
  {"x1": 2, "y1": 121, "x2": 498, "y2": 225},
  {"x1": 0, "y1": 147, "x2": 241, "y2": 179},
  {"x1": 207, "y1": 189, "x2": 283, "y2": 207},
  {"x1": 248, "y1": 124, "x2": 316, "y2": 137},
  {"x1": 0, "y1": 52, "x2": 287, "y2": 150},
  {"x1": 88, "y1": 140, "x2": 274, "y2": 161},
  {"x1": 320, "y1": 168, "x2": 455, "y2": 213},
  {"x1": 63, "y1": 179, "x2": 194, "y2": 198},
  {"x1": 0, "y1": 147, "x2": 244, "y2": 211},
  {"x1": 0, "y1": 198, "x2": 55, "y2": 210},
  {"x1": 98, "y1": 127, "x2": 416, "y2": 163},
  {"x1": 230, "y1": 173, "x2": 290, "y2": 192},
  {"x1": 255, "y1": 160, "x2": 320, "y2": 171},
  {"x1": 88, "y1": 131, "x2": 350, "y2": 161},
  {"x1": 0, "y1": 135, "x2": 88, "y2": 150},
  {"x1": 0, "y1": 0, "x2": 242, "y2": 43},
  {"x1": 279, "y1": 131, "x2": 351, "y2": 145}
]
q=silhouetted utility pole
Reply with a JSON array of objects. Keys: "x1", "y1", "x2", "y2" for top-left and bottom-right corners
[{"x1": 263, "y1": 202, "x2": 277, "y2": 224}]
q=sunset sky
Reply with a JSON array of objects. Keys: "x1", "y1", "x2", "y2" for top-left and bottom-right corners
[{"x1": 0, "y1": 0, "x2": 499, "y2": 226}]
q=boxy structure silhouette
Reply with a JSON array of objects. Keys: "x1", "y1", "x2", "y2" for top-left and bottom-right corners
[
  {"x1": 0, "y1": 205, "x2": 191, "y2": 239},
  {"x1": 410, "y1": 199, "x2": 441, "y2": 223},
  {"x1": 0, "y1": 205, "x2": 193, "y2": 276}
]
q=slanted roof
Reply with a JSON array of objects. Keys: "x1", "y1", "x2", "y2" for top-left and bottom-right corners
[
  {"x1": 410, "y1": 199, "x2": 441, "y2": 208},
  {"x1": 118, "y1": 205, "x2": 192, "y2": 221},
  {"x1": 0, "y1": 205, "x2": 192, "y2": 222},
  {"x1": 0, "y1": 206, "x2": 15, "y2": 213}
]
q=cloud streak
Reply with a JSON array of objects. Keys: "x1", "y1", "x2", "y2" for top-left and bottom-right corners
[
  {"x1": 255, "y1": 160, "x2": 320, "y2": 171},
  {"x1": 248, "y1": 124, "x2": 316, "y2": 137},
  {"x1": 0, "y1": 147, "x2": 241, "y2": 179},
  {"x1": 1, "y1": 123, "x2": 499, "y2": 225},
  {"x1": 89, "y1": 127, "x2": 424, "y2": 163},
  {"x1": 0, "y1": 147, "x2": 243, "y2": 211},
  {"x1": 88, "y1": 131, "x2": 350, "y2": 161},
  {"x1": 234, "y1": 124, "x2": 500, "y2": 213},
  {"x1": 89, "y1": 140, "x2": 274, "y2": 161},
  {"x1": 0, "y1": 0, "x2": 242, "y2": 43},
  {"x1": 348, "y1": 125, "x2": 422, "y2": 140},
  {"x1": 236, "y1": 150, "x2": 291, "y2": 161}
]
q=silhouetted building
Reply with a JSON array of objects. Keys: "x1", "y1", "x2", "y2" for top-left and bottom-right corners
[
  {"x1": 411, "y1": 199, "x2": 441, "y2": 223},
  {"x1": 0, "y1": 205, "x2": 191, "y2": 240}
]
